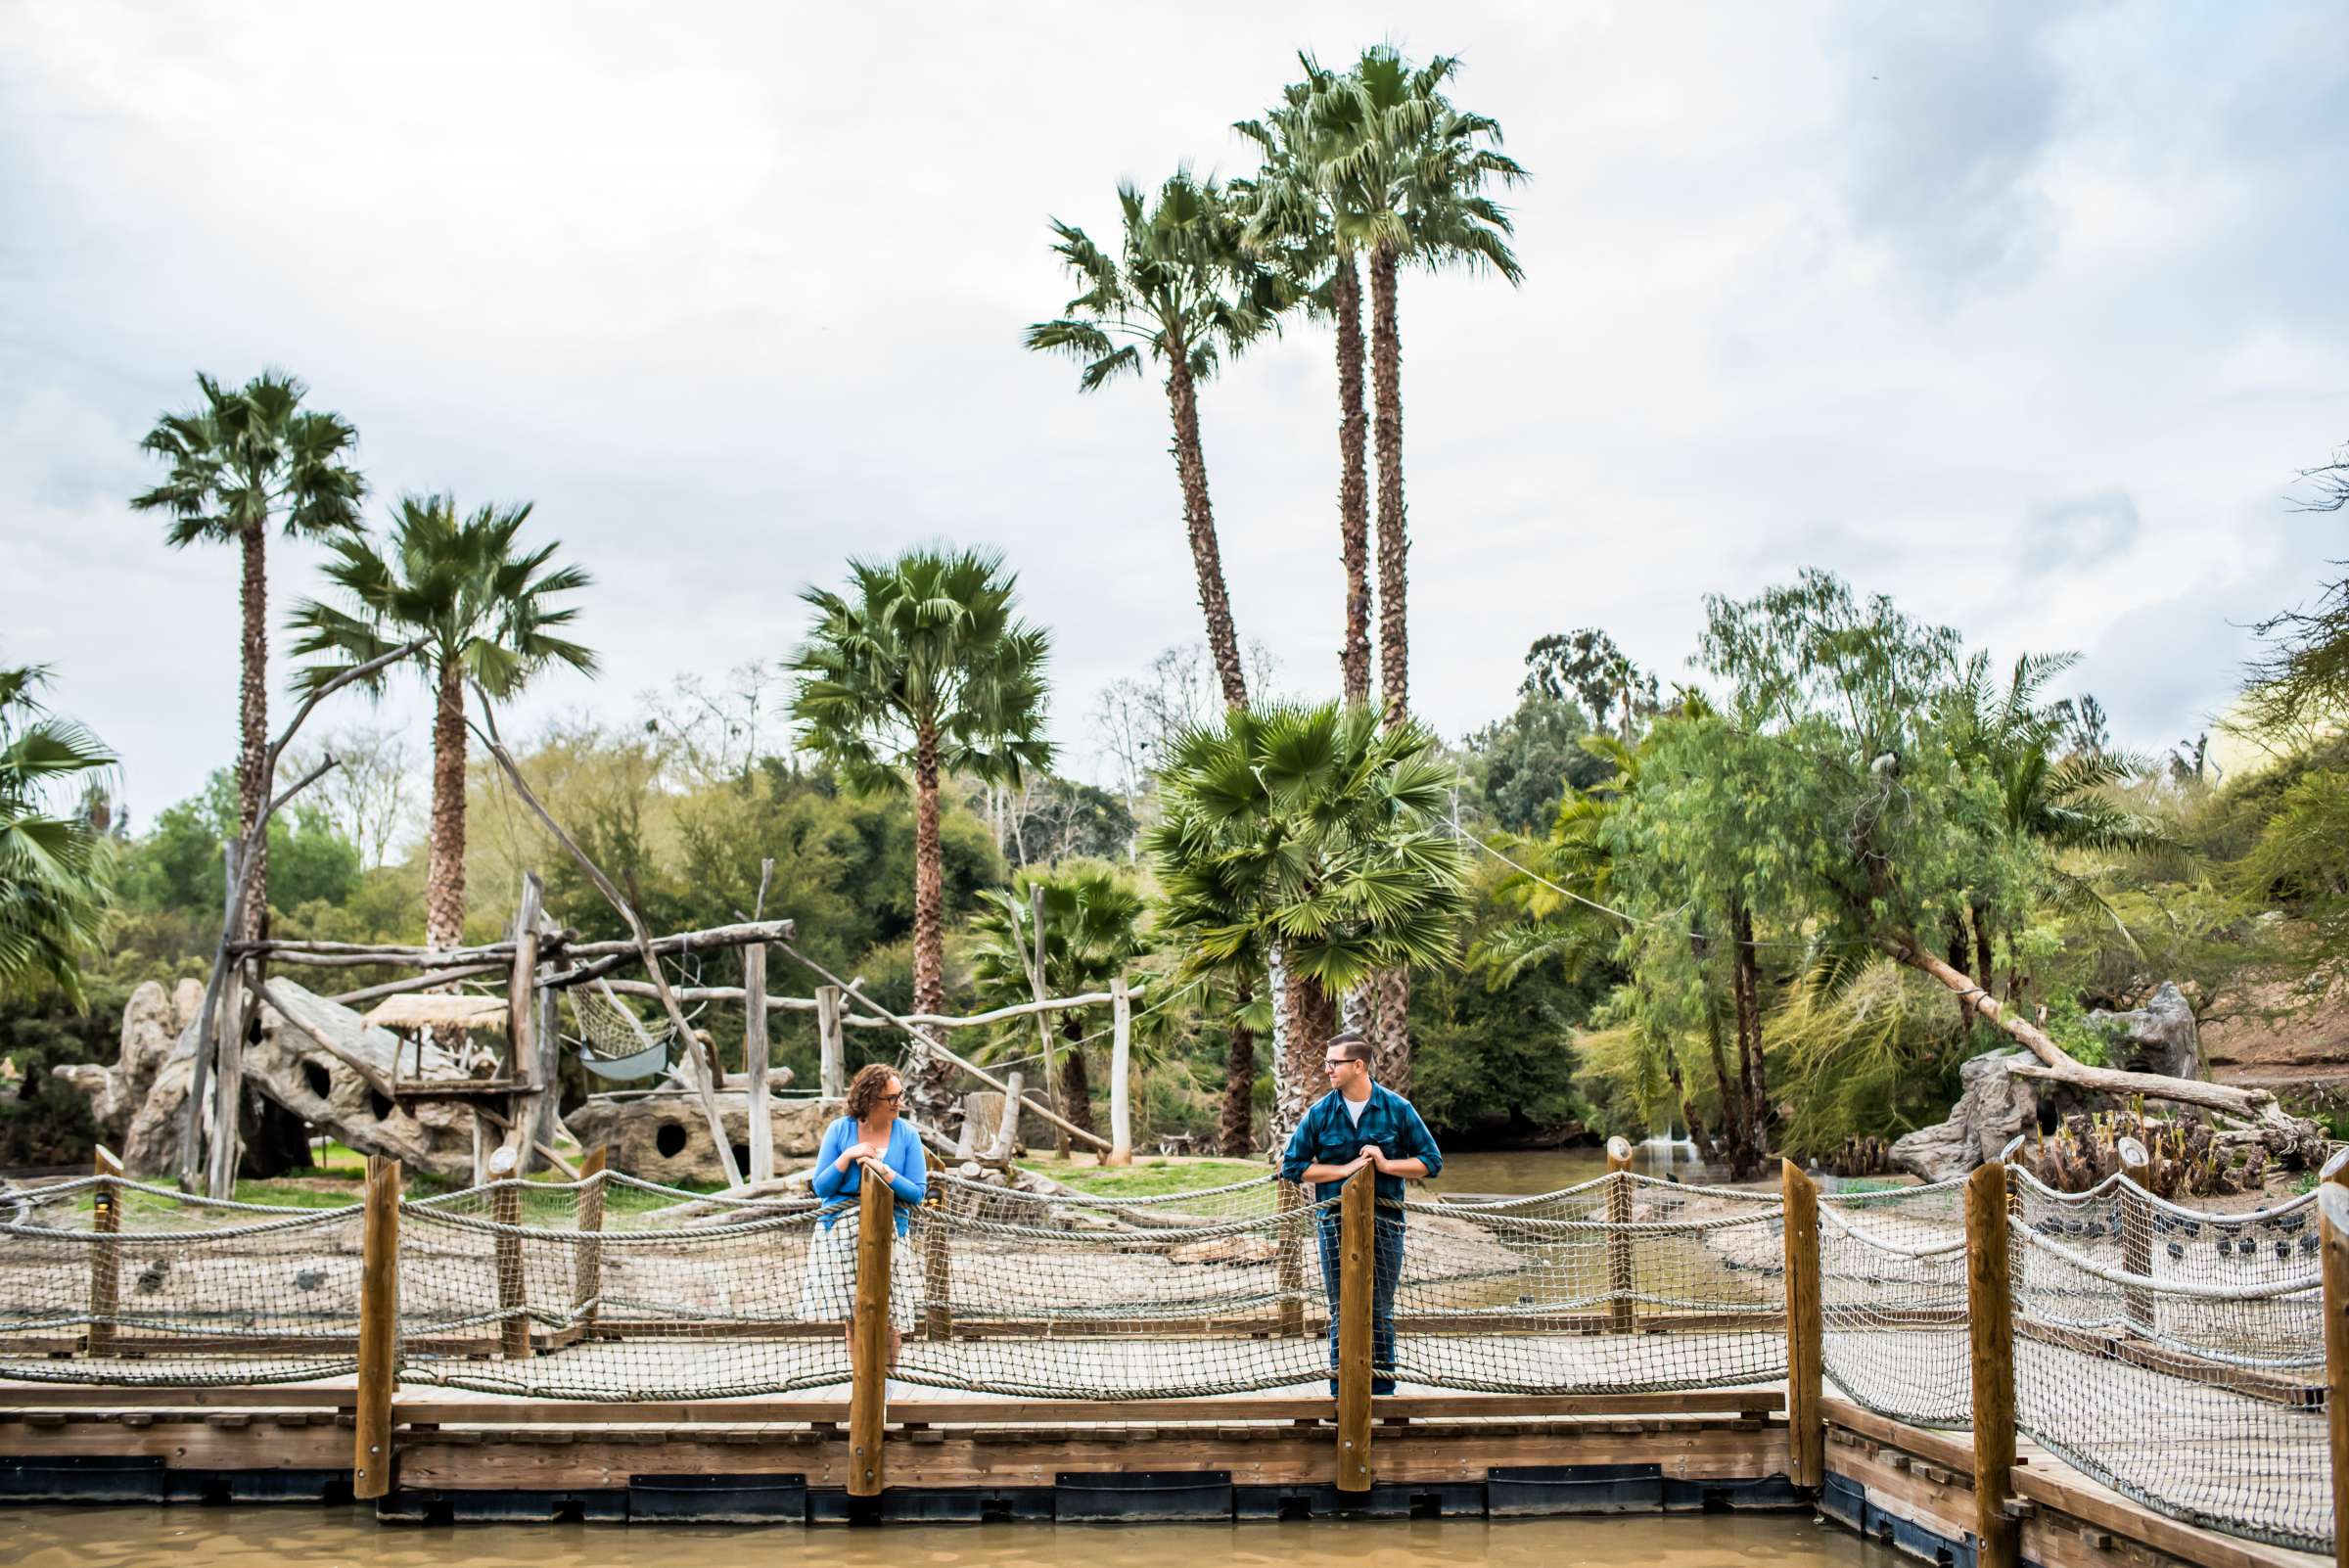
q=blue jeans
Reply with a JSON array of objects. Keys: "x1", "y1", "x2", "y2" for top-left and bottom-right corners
[{"x1": 1316, "y1": 1212, "x2": 1405, "y2": 1395}]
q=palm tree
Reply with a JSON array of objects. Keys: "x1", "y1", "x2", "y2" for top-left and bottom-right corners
[
  {"x1": 1028, "y1": 172, "x2": 1286, "y2": 712},
  {"x1": 289, "y1": 496, "x2": 595, "y2": 949},
  {"x1": 131, "y1": 371, "x2": 364, "y2": 939},
  {"x1": 790, "y1": 546, "x2": 1053, "y2": 1111},
  {"x1": 1146, "y1": 702, "x2": 1466, "y2": 1138},
  {"x1": 1234, "y1": 57, "x2": 1373, "y2": 705},
  {"x1": 968, "y1": 861, "x2": 1149, "y2": 1137},
  {"x1": 0, "y1": 666, "x2": 115, "y2": 1005}
]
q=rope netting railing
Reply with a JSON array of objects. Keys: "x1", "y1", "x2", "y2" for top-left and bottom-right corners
[
  {"x1": 0, "y1": 1176, "x2": 365, "y2": 1385},
  {"x1": 1818, "y1": 1177, "x2": 1972, "y2": 1427},
  {"x1": 2004, "y1": 1167, "x2": 2329, "y2": 1553}
]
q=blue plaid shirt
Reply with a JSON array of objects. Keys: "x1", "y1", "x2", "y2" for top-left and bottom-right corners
[{"x1": 1279, "y1": 1084, "x2": 1444, "y2": 1214}]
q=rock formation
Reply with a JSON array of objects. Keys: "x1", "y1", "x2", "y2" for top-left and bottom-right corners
[
  {"x1": 50, "y1": 979, "x2": 180, "y2": 1139},
  {"x1": 1889, "y1": 1047, "x2": 2040, "y2": 1182},
  {"x1": 2084, "y1": 982, "x2": 2202, "y2": 1080},
  {"x1": 567, "y1": 1094, "x2": 835, "y2": 1186}
]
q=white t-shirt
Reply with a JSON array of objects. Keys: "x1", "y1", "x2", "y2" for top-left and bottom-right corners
[{"x1": 1342, "y1": 1092, "x2": 1371, "y2": 1127}]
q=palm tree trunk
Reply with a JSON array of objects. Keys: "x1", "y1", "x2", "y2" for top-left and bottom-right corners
[
  {"x1": 908, "y1": 721, "x2": 950, "y2": 1106},
  {"x1": 1365, "y1": 242, "x2": 1413, "y2": 1094},
  {"x1": 1276, "y1": 964, "x2": 1338, "y2": 1143},
  {"x1": 1730, "y1": 901, "x2": 1768, "y2": 1174},
  {"x1": 1334, "y1": 254, "x2": 1371, "y2": 707},
  {"x1": 1221, "y1": 977, "x2": 1256, "y2": 1157},
  {"x1": 424, "y1": 658, "x2": 468, "y2": 950},
  {"x1": 1162, "y1": 332, "x2": 1250, "y2": 712},
  {"x1": 1368, "y1": 241, "x2": 1407, "y2": 731},
  {"x1": 1057, "y1": 1023, "x2": 1095, "y2": 1137},
  {"x1": 235, "y1": 523, "x2": 269, "y2": 943}
]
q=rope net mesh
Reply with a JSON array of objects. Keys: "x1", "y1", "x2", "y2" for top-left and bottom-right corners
[
  {"x1": 0, "y1": 1176, "x2": 364, "y2": 1385},
  {"x1": 2005, "y1": 1169, "x2": 2328, "y2": 1553},
  {"x1": 1819, "y1": 1177, "x2": 1972, "y2": 1427}
]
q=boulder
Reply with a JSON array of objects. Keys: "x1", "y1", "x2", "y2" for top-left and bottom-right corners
[
  {"x1": 566, "y1": 1094, "x2": 838, "y2": 1185},
  {"x1": 1889, "y1": 1048, "x2": 2040, "y2": 1182},
  {"x1": 2084, "y1": 982, "x2": 2202, "y2": 1080},
  {"x1": 51, "y1": 980, "x2": 181, "y2": 1138}
]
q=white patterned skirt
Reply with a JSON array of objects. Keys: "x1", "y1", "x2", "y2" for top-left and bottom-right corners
[{"x1": 798, "y1": 1212, "x2": 923, "y2": 1329}]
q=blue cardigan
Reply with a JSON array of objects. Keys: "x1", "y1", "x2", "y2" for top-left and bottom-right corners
[{"x1": 808, "y1": 1116, "x2": 927, "y2": 1235}]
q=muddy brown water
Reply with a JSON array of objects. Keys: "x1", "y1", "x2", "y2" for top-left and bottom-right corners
[
  {"x1": 7, "y1": 1506, "x2": 1901, "y2": 1566},
  {"x1": 1428, "y1": 1142, "x2": 1729, "y2": 1197}
]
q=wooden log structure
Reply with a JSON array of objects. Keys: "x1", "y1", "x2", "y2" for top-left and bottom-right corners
[
  {"x1": 1605, "y1": 1134, "x2": 1636, "y2": 1334},
  {"x1": 922, "y1": 1183, "x2": 954, "y2": 1342},
  {"x1": 816, "y1": 984, "x2": 845, "y2": 1100},
  {"x1": 86, "y1": 1146, "x2": 120, "y2": 1359},
  {"x1": 849, "y1": 1172, "x2": 893, "y2": 1499},
  {"x1": 744, "y1": 941, "x2": 773, "y2": 1181},
  {"x1": 1336, "y1": 1163, "x2": 1373, "y2": 1494},
  {"x1": 574, "y1": 1146, "x2": 609, "y2": 1334},
  {"x1": 1106, "y1": 975, "x2": 1133, "y2": 1168},
  {"x1": 1779, "y1": 1158, "x2": 1823, "y2": 1491},
  {"x1": 490, "y1": 1148, "x2": 530, "y2": 1361},
  {"x1": 1276, "y1": 1176, "x2": 1308, "y2": 1338},
  {"x1": 353, "y1": 1154, "x2": 400, "y2": 1500},
  {"x1": 2117, "y1": 1135, "x2": 2154, "y2": 1336},
  {"x1": 1966, "y1": 1159, "x2": 2019, "y2": 1568},
  {"x1": 2320, "y1": 1180, "x2": 2347, "y2": 1568}
]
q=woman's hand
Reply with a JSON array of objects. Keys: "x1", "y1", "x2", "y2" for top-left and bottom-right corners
[{"x1": 836, "y1": 1139, "x2": 884, "y2": 1173}]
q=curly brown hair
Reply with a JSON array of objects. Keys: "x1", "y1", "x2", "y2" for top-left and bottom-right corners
[{"x1": 845, "y1": 1062, "x2": 902, "y2": 1120}]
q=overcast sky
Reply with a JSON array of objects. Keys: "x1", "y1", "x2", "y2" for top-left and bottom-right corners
[{"x1": 4, "y1": 1, "x2": 2345, "y2": 824}]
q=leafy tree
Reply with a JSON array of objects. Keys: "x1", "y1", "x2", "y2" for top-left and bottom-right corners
[
  {"x1": 1146, "y1": 702, "x2": 1465, "y2": 1136},
  {"x1": 290, "y1": 495, "x2": 596, "y2": 947},
  {"x1": 1027, "y1": 173, "x2": 1285, "y2": 710},
  {"x1": 130, "y1": 371, "x2": 364, "y2": 938},
  {"x1": 117, "y1": 768, "x2": 361, "y2": 921},
  {"x1": 968, "y1": 860, "x2": 1149, "y2": 1136},
  {"x1": 1522, "y1": 627, "x2": 1659, "y2": 745},
  {"x1": 1459, "y1": 690, "x2": 1610, "y2": 834},
  {"x1": 790, "y1": 546, "x2": 1051, "y2": 1110},
  {"x1": 0, "y1": 666, "x2": 115, "y2": 1006},
  {"x1": 2238, "y1": 438, "x2": 2349, "y2": 735}
]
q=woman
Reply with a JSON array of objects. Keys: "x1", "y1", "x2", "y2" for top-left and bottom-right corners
[{"x1": 803, "y1": 1061, "x2": 928, "y2": 1370}]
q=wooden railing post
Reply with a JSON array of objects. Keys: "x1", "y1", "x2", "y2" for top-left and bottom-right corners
[
  {"x1": 2117, "y1": 1135, "x2": 2154, "y2": 1336},
  {"x1": 744, "y1": 942, "x2": 773, "y2": 1181},
  {"x1": 490, "y1": 1146, "x2": 530, "y2": 1360},
  {"x1": 1335, "y1": 1164, "x2": 1373, "y2": 1495},
  {"x1": 922, "y1": 1183, "x2": 954, "y2": 1341},
  {"x1": 1105, "y1": 975, "x2": 1134, "y2": 1167},
  {"x1": 87, "y1": 1146, "x2": 121, "y2": 1358},
  {"x1": 353, "y1": 1154, "x2": 401, "y2": 1500},
  {"x1": 2321, "y1": 1149, "x2": 2348, "y2": 1568},
  {"x1": 1276, "y1": 1178, "x2": 1307, "y2": 1338},
  {"x1": 816, "y1": 985, "x2": 845, "y2": 1100},
  {"x1": 1780, "y1": 1158, "x2": 1823, "y2": 1490},
  {"x1": 1965, "y1": 1160, "x2": 2018, "y2": 1568},
  {"x1": 573, "y1": 1146, "x2": 608, "y2": 1336},
  {"x1": 849, "y1": 1172, "x2": 894, "y2": 1499},
  {"x1": 1606, "y1": 1134, "x2": 1636, "y2": 1334}
]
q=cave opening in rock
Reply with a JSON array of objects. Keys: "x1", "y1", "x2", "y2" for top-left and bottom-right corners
[{"x1": 656, "y1": 1123, "x2": 689, "y2": 1159}]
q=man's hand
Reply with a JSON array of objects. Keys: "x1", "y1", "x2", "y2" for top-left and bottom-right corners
[{"x1": 1358, "y1": 1144, "x2": 1388, "y2": 1174}]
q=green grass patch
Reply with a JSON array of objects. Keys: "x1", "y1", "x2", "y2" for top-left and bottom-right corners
[{"x1": 1015, "y1": 1156, "x2": 1265, "y2": 1200}]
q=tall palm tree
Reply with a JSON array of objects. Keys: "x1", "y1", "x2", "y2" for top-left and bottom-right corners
[
  {"x1": 1234, "y1": 57, "x2": 1374, "y2": 705},
  {"x1": 968, "y1": 861, "x2": 1148, "y2": 1137},
  {"x1": 790, "y1": 546, "x2": 1053, "y2": 1112},
  {"x1": 1028, "y1": 172, "x2": 1286, "y2": 712},
  {"x1": 0, "y1": 666, "x2": 115, "y2": 1006},
  {"x1": 289, "y1": 496, "x2": 596, "y2": 949},
  {"x1": 132, "y1": 371, "x2": 364, "y2": 939},
  {"x1": 1147, "y1": 702, "x2": 1465, "y2": 1139},
  {"x1": 1313, "y1": 48, "x2": 1527, "y2": 1091}
]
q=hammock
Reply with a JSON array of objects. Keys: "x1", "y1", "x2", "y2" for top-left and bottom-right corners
[{"x1": 568, "y1": 984, "x2": 673, "y2": 1082}]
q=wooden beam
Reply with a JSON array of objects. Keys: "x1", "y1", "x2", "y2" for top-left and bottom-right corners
[
  {"x1": 2321, "y1": 1181, "x2": 2347, "y2": 1568},
  {"x1": 849, "y1": 1172, "x2": 893, "y2": 1498},
  {"x1": 254, "y1": 979, "x2": 397, "y2": 1101},
  {"x1": 576, "y1": 1145, "x2": 609, "y2": 1336},
  {"x1": 744, "y1": 942, "x2": 772, "y2": 1181},
  {"x1": 989, "y1": 1070, "x2": 1023, "y2": 1161},
  {"x1": 1780, "y1": 1158, "x2": 1823, "y2": 1490},
  {"x1": 2117, "y1": 1135, "x2": 2154, "y2": 1336},
  {"x1": 1106, "y1": 974, "x2": 1133, "y2": 1167},
  {"x1": 922, "y1": 1182, "x2": 954, "y2": 1343},
  {"x1": 326, "y1": 963, "x2": 509, "y2": 1007},
  {"x1": 506, "y1": 872, "x2": 544, "y2": 1177},
  {"x1": 353, "y1": 1155, "x2": 400, "y2": 1500},
  {"x1": 491, "y1": 1164, "x2": 530, "y2": 1362},
  {"x1": 86, "y1": 1146, "x2": 120, "y2": 1359},
  {"x1": 1967, "y1": 1159, "x2": 2019, "y2": 1568},
  {"x1": 1336, "y1": 1164, "x2": 1372, "y2": 1493},
  {"x1": 1606, "y1": 1134, "x2": 1635, "y2": 1334},
  {"x1": 1276, "y1": 1177, "x2": 1308, "y2": 1339},
  {"x1": 816, "y1": 984, "x2": 845, "y2": 1100}
]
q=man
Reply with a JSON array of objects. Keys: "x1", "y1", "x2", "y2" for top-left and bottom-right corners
[{"x1": 1278, "y1": 1028, "x2": 1444, "y2": 1395}]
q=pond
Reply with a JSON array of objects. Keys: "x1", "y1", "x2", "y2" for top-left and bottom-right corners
[
  {"x1": 1428, "y1": 1138, "x2": 1731, "y2": 1197},
  {"x1": 7, "y1": 1505, "x2": 1901, "y2": 1567}
]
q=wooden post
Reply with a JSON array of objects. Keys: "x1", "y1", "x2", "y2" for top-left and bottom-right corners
[
  {"x1": 206, "y1": 955, "x2": 248, "y2": 1200},
  {"x1": 1780, "y1": 1159, "x2": 1824, "y2": 1490},
  {"x1": 816, "y1": 985, "x2": 845, "y2": 1100},
  {"x1": 506, "y1": 874, "x2": 544, "y2": 1175},
  {"x1": 353, "y1": 1154, "x2": 401, "y2": 1500},
  {"x1": 2318, "y1": 1181, "x2": 2349, "y2": 1568},
  {"x1": 87, "y1": 1146, "x2": 121, "y2": 1358},
  {"x1": 574, "y1": 1145, "x2": 608, "y2": 1335},
  {"x1": 744, "y1": 943, "x2": 773, "y2": 1181},
  {"x1": 922, "y1": 1182, "x2": 954, "y2": 1341},
  {"x1": 1276, "y1": 1177, "x2": 1307, "y2": 1338},
  {"x1": 1023, "y1": 885, "x2": 1070, "y2": 1158},
  {"x1": 490, "y1": 1147, "x2": 530, "y2": 1360},
  {"x1": 181, "y1": 841, "x2": 237, "y2": 1192},
  {"x1": 1965, "y1": 1160, "x2": 2018, "y2": 1568},
  {"x1": 849, "y1": 1172, "x2": 894, "y2": 1499},
  {"x1": 989, "y1": 1070, "x2": 1024, "y2": 1162},
  {"x1": 2117, "y1": 1135, "x2": 2153, "y2": 1336},
  {"x1": 1336, "y1": 1164, "x2": 1374, "y2": 1494},
  {"x1": 1605, "y1": 1134, "x2": 1636, "y2": 1334},
  {"x1": 1105, "y1": 975, "x2": 1133, "y2": 1168}
]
